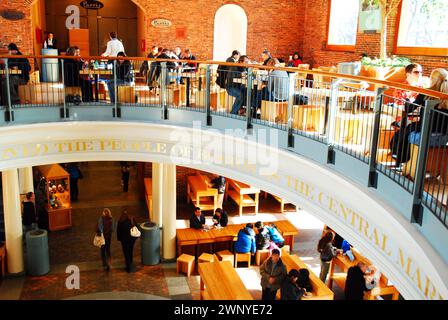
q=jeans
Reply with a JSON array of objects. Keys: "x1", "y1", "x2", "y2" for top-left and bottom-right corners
[
  {"x1": 319, "y1": 260, "x2": 331, "y2": 283},
  {"x1": 121, "y1": 240, "x2": 135, "y2": 272},
  {"x1": 107, "y1": 79, "x2": 127, "y2": 103},
  {"x1": 101, "y1": 235, "x2": 112, "y2": 268},
  {"x1": 227, "y1": 86, "x2": 244, "y2": 115}
]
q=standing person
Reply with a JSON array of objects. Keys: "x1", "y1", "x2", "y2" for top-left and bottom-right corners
[
  {"x1": 317, "y1": 231, "x2": 340, "y2": 283},
  {"x1": 234, "y1": 223, "x2": 256, "y2": 255},
  {"x1": 260, "y1": 249, "x2": 287, "y2": 300},
  {"x1": 345, "y1": 262, "x2": 369, "y2": 300},
  {"x1": 121, "y1": 162, "x2": 130, "y2": 192},
  {"x1": 96, "y1": 208, "x2": 116, "y2": 271},
  {"x1": 212, "y1": 208, "x2": 228, "y2": 227},
  {"x1": 107, "y1": 52, "x2": 134, "y2": 103},
  {"x1": 22, "y1": 192, "x2": 37, "y2": 232},
  {"x1": 140, "y1": 46, "x2": 158, "y2": 87},
  {"x1": 43, "y1": 32, "x2": 57, "y2": 50},
  {"x1": 67, "y1": 163, "x2": 83, "y2": 202},
  {"x1": 189, "y1": 207, "x2": 206, "y2": 229},
  {"x1": 117, "y1": 210, "x2": 137, "y2": 273},
  {"x1": 102, "y1": 32, "x2": 125, "y2": 57},
  {"x1": 210, "y1": 175, "x2": 226, "y2": 209},
  {"x1": 254, "y1": 221, "x2": 271, "y2": 250}
]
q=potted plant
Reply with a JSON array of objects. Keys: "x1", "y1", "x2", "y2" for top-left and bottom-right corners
[{"x1": 360, "y1": 56, "x2": 411, "y2": 90}]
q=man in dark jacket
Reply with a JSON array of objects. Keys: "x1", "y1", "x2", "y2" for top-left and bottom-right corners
[
  {"x1": 254, "y1": 221, "x2": 270, "y2": 250},
  {"x1": 117, "y1": 210, "x2": 137, "y2": 273},
  {"x1": 212, "y1": 208, "x2": 228, "y2": 227},
  {"x1": 189, "y1": 207, "x2": 205, "y2": 229},
  {"x1": 260, "y1": 249, "x2": 287, "y2": 300},
  {"x1": 154, "y1": 48, "x2": 177, "y2": 85},
  {"x1": 345, "y1": 262, "x2": 369, "y2": 300}
]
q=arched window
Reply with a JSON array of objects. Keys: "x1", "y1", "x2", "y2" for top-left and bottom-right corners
[{"x1": 213, "y1": 4, "x2": 247, "y2": 61}]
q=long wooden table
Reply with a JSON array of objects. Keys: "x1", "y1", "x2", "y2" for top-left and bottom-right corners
[
  {"x1": 187, "y1": 174, "x2": 217, "y2": 212},
  {"x1": 199, "y1": 260, "x2": 253, "y2": 300},
  {"x1": 176, "y1": 219, "x2": 298, "y2": 257},
  {"x1": 225, "y1": 179, "x2": 260, "y2": 216}
]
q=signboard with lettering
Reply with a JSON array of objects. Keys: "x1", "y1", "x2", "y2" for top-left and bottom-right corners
[
  {"x1": 80, "y1": 0, "x2": 104, "y2": 10},
  {"x1": 151, "y1": 18, "x2": 172, "y2": 28},
  {"x1": 0, "y1": 9, "x2": 25, "y2": 20}
]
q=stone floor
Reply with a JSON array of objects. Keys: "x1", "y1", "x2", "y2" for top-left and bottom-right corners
[{"x1": 0, "y1": 161, "x2": 346, "y2": 300}]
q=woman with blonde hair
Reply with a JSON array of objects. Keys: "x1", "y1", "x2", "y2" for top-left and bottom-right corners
[{"x1": 96, "y1": 208, "x2": 116, "y2": 271}]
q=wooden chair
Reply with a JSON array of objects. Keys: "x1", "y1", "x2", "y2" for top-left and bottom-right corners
[
  {"x1": 234, "y1": 252, "x2": 251, "y2": 268},
  {"x1": 177, "y1": 253, "x2": 195, "y2": 276},
  {"x1": 261, "y1": 100, "x2": 288, "y2": 124},
  {"x1": 255, "y1": 249, "x2": 270, "y2": 266}
]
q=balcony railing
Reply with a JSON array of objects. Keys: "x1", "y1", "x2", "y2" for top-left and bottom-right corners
[{"x1": 1, "y1": 54, "x2": 448, "y2": 229}]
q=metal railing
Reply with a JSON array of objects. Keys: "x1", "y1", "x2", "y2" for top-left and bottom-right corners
[{"x1": 1, "y1": 54, "x2": 448, "y2": 228}]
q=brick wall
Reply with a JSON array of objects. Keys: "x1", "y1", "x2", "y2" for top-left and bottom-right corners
[
  {"x1": 301, "y1": 0, "x2": 448, "y2": 74},
  {"x1": 0, "y1": 0, "x2": 33, "y2": 55}
]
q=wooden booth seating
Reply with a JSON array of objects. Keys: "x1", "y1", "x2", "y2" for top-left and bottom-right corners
[
  {"x1": 187, "y1": 174, "x2": 218, "y2": 212},
  {"x1": 117, "y1": 85, "x2": 136, "y2": 104},
  {"x1": 402, "y1": 144, "x2": 448, "y2": 183},
  {"x1": 19, "y1": 83, "x2": 64, "y2": 104},
  {"x1": 167, "y1": 84, "x2": 186, "y2": 107},
  {"x1": 216, "y1": 250, "x2": 235, "y2": 267},
  {"x1": 255, "y1": 249, "x2": 270, "y2": 266},
  {"x1": 194, "y1": 88, "x2": 226, "y2": 111},
  {"x1": 225, "y1": 179, "x2": 260, "y2": 216},
  {"x1": 328, "y1": 248, "x2": 399, "y2": 300},
  {"x1": 143, "y1": 178, "x2": 153, "y2": 221},
  {"x1": 0, "y1": 242, "x2": 6, "y2": 278},
  {"x1": 220, "y1": 91, "x2": 236, "y2": 114},
  {"x1": 312, "y1": 66, "x2": 337, "y2": 88},
  {"x1": 65, "y1": 86, "x2": 82, "y2": 96},
  {"x1": 273, "y1": 194, "x2": 294, "y2": 213},
  {"x1": 292, "y1": 104, "x2": 325, "y2": 132},
  {"x1": 234, "y1": 252, "x2": 251, "y2": 268},
  {"x1": 261, "y1": 100, "x2": 288, "y2": 124},
  {"x1": 281, "y1": 253, "x2": 334, "y2": 300},
  {"x1": 177, "y1": 253, "x2": 195, "y2": 276}
]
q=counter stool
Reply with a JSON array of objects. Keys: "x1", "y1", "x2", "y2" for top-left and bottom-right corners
[
  {"x1": 235, "y1": 252, "x2": 251, "y2": 268},
  {"x1": 255, "y1": 249, "x2": 270, "y2": 266},
  {"x1": 216, "y1": 250, "x2": 234, "y2": 267},
  {"x1": 198, "y1": 253, "x2": 215, "y2": 264},
  {"x1": 176, "y1": 254, "x2": 195, "y2": 276}
]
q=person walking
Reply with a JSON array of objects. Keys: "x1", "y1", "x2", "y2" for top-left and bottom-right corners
[
  {"x1": 117, "y1": 210, "x2": 137, "y2": 272},
  {"x1": 96, "y1": 208, "x2": 116, "y2": 271},
  {"x1": 210, "y1": 175, "x2": 226, "y2": 209},
  {"x1": 318, "y1": 231, "x2": 341, "y2": 283},
  {"x1": 22, "y1": 192, "x2": 37, "y2": 232},
  {"x1": 121, "y1": 162, "x2": 130, "y2": 192},
  {"x1": 67, "y1": 163, "x2": 83, "y2": 201},
  {"x1": 260, "y1": 249, "x2": 287, "y2": 300}
]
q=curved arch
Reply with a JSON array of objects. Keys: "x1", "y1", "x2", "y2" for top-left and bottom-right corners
[
  {"x1": 213, "y1": 4, "x2": 248, "y2": 61},
  {"x1": 0, "y1": 121, "x2": 447, "y2": 300}
]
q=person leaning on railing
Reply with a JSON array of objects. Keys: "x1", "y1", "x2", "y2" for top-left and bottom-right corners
[
  {"x1": 107, "y1": 52, "x2": 134, "y2": 103},
  {"x1": 390, "y1": 68, "x2": 448, "y2": 166},
  {"x1": 64, "y1": 46, "x2": 92, "y2": 103}
]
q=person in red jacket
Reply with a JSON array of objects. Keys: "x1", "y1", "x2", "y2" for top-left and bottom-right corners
[{"x1": 287, "y1": 52, "x2": 303, "y2": 67}]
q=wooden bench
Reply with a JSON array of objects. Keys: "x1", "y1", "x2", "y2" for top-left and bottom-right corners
[
  {"x1": 402, "y1": 144, "x2": 448, "y2": 183},
  {"x1": 263, "y1": 191, "x2": 295, "y2": 213},
  {"x1": 280, "y1": 253, "x2": 334, "y2": 300},
  {"x1": 292, "y1": 104, "x2": 325, "y2": 132},
  {"x1": 194, "y1": 88, "x2": 226, "y2": 111},
  {"x1": 255, "y1": 249, "x2": 270, "y2": 266},
  {"x1": 328, "y1": 248, "x2": 400, "y2": 300},
  {"x1": 234, "y1": 252, "x2": 251, "y2": 268},
  {"x1": 118, "y1": 85, "x2": 136, "y2": 103},
  {"x1": 187, "y1": 174, "x2": 218, "y2": 212},
  {"x1": 143, "y1": 178, "x2": 153, "y2": 221},
  {"x1": 261, "y1": 100, "x2": 288, "y2": 124},
  {"x1": 225, "y1": 179, "x2": 260, "y2": 216},
  {"x1": 216, "y1": 249, "x2": 235, "y2": 267},
  {"x1": 167, "y1": 84, "x2": 186, "y2": 106}
]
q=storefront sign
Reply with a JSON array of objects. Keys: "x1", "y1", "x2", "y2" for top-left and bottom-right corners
[
  {"x1": 151, "y1": 18, "x2": 172, "y2": 28},
  {"x1": 80, "y1": 0, "x2": 104, "y2": 10},
  {"x1": 0, "y1": 9, "x2": 25, "y2": 20}
]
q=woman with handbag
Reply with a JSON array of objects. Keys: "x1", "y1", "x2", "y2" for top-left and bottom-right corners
[
  {"x1": 117, "y1": 210, "x2": 139, "y2": 273},
  {"x1": 96, "y1": 208, "x2": 116, "y2": 271}
]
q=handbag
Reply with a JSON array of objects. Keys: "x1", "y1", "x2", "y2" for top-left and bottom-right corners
[
  {"x1": 130, "y1": 226, "x2": 141, "y2": 237},
  {"x1": 93, "y1": 233, "x2": 105, "y2": 247}
]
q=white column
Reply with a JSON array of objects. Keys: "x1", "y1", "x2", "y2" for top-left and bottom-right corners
[
  {"x1": 2, "y1": 169, "x2": 25, "y2": 274},
  {"x1": 162, "y1": 164, "x2": 176, "y2": 260},
  {"x1": 18, "y1": 167, "x2": 34, "y2": 195},
  {"x1": 152, "y1": 163, "x2": 163, "y2": 227}
]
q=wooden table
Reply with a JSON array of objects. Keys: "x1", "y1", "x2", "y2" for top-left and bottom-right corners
[
  {"x1": 328, "y1": 248, "x2": 399, "y2": 300},
  {"x1": 79, "y1": 69, "x2": 113, "y2": 102},
  {"x1": 187, "y1": 174, "x2": 217, "y2": 212},
  {"x1": 225, "y1": 179, "x2": 260, "y2": 216},
  {"x1": 168, "y1": 71, "x2": 196, "y2": 107},
  {"x1": 199, "y1": 260, "x2": 253, "y2": 300},
  {"x1": 281, "y1": 253, "x2": 334, "y2": 300},
  {"x1": 176, "y1": 219, "x2": 298, "y2": 257}
]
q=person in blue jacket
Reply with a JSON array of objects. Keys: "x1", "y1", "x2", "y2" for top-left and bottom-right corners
[
  {"x1": 234, "y1": 223, "x2": 256, "y2": 254},
  {"x1": 266, "y1": 223, "x2": 285, "y2": 247}
]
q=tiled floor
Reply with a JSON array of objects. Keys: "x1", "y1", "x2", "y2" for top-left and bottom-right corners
[{"x1": 0, "y1": 161, "x2": 341, "y2": 300}]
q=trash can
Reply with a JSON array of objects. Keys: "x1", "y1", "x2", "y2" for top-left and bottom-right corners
[
  {"x1": 140, "y1": 222, "x2": 160, "y2": 265},
  {"x1": 41, "y1": 48, "x2": 59, "y2": 82},
  {"x1": 25, "y1": 229, "x2": 50, "y2": 276}
]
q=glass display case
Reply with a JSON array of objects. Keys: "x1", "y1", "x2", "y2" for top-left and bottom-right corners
[{"x1": 37, "y1": 164, "x2": 72, "y2": 231}]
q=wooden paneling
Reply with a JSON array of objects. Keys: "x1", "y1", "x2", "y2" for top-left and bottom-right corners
[{"x1": 69, "y1": 29, "x2": 90, "y2": 56}]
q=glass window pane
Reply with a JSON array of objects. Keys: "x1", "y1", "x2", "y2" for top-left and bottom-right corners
[
  {"x1": 397, "y1": 0, "x2": 448, "y2": 48},
  {"x1": 328, "y1": 0, "x2": 360, "y2": 46}
]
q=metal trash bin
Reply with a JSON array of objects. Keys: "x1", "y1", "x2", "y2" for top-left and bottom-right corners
[
  {"x1": 41, "y1": 48, "x2": 59, "y2": 82},
  {"x1": 140, "y1": 222, "x2": 160, "y2": 265},
  {"x1": 25, "y1": 229, "x2": 50, "y2": 276}
]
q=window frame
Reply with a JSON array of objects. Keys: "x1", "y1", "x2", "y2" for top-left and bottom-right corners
[
  {"x1": 394, "y1": 0, "x2": 448, "y2": 57},
  {"x1": 325, "y1": 0, "x2": 359, "y2": 52}
]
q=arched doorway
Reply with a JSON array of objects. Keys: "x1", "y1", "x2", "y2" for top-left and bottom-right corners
[{"x1": 212, "y1": 4, "x2": 247, "y2": 61}]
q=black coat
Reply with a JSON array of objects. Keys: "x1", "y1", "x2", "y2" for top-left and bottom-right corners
[
  {"x1": 190, "y1": 213, "x2": 205, "y2": 229},
  {"x1": 211, "y1": 176, "x2": 226, "y2": 194},
  {"x1": 8, "y1": 56, "x2": 31, "y2": 83},
  {"x1": 22, "y1": 201, "x2": 36, "y2": 226},
  {"x1": 117, "y1": 218, "x2": 135, "y2": 243},
  {"x1": 255, "y1": 227, "x2": 271, "y2": 250},
  {"x1": 213, "y1": 211, "x2": 228, "y2": 227},
  {"x1": 345, "y1": 266, "x2": 368, "y2": 300},
  {"x1": 64, "y1": 58, "x2": 84, "y2": 87},
  {"x1": 116, "y1": 60, "x2": 133, "y2": 82},
  {"x1": 281, "y1": 279, "x2": 303, "y2": 300}
]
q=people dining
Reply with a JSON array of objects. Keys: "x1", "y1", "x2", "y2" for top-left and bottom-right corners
[
  {"x1": 265, "y1": 222, "x2": 285, "y2": 248},
  {"x1": 393, "y1": 63, "x2": 423, "y2": 107},
  {"x1": 102, "y1": 32, "x2": 125, "y2": 57},
  {"x1": 254, "y1": 221, "x2": 271, "y2": 250},
  {"x1": 189, "y1": 207, "x2": 206, "y2": 229},
  {"x1": 107, "y1": 51, "x2": 134, "y2": 103},
  {"x1": 154, "y1": 48, "x2": 178, "y2": 86},
  {"x1": 216, "y1": 50, "x2": 244, "y2": 115},
  {"x1": 234, "y1": 223, "x2": 256, "y2": 255},
  {"x1": 212, "y1": 208, "x2": 228, "y2": 227},
  {"x1": 64, "y1": 46, "x2": 92, "y2": 103},
  {"x1": 261, "y1": 49, "x2": 272, "y2": 66},
  {"x1": 287, "y1": 52, "x2": 303, "y2": 67},
  {"x1": 182, "y1": 48, "x2": 197, "y2": 72}
]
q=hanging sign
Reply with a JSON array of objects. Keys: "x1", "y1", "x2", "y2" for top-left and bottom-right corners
[
  {"x1": 151, "y1": 18, "x2": 172, "y2": 28},
  {"x1": 80, "y1": 1, "x2": 104, "y2": 10}
]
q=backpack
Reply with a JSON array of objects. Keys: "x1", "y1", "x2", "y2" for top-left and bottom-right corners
[{"x1": 320, "y1": 243, "x2": 335, "y2": 262}]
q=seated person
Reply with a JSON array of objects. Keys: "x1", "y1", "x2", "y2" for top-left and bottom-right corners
[
  {"x1": 266, "y1": 223, "x2": 285, "y2": 247},
  {"x1": 341, "y1": 239, "x2": 355, "y2": 261},
  {"x1": 189, "y1": 207, "x2": 205, "y2": 229},
  {"x1": 212, "y1": 208, "x2": 228, "y2": 227},
  {"x1": 281, "y1": 269, "x2": 303, "y2": 300},
  {"x1": 254, "y1": 221, "x2": 271, "y2": 250},
  {"x1": 392, "y1": 63, "x2": 423, "y2": 107},
  {"x1": 181, "y1": 48, "x2": 197, "y2": 72},
  {"x1": 234, "y1": 223, "x2": 256, "y2": 254},
  {"x1": 364, "y1": 265, "x2": 380, "y2": 290},
  {"x1": 287, "y1": 52, "x2": 303, "y2": 68},
  {"x1": 107, "y1": 51, "x2": 135, "y2": 103},
  {"x1": 296, "y1": 268, "x2": 313, "y2": 294},
  {"x1": 254, "y1": 58, "x2": 289, "y2": 109},
  {"x1": 345, "y1": 262, "x2": 369, "y2": 300},
  {"x1": 64, "y1": 46, "x2": 92, "y2": 103}
]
